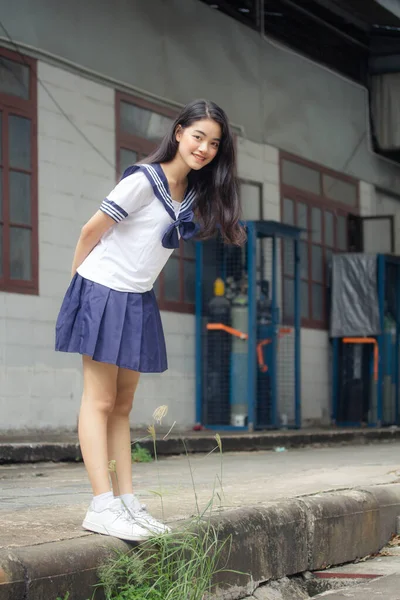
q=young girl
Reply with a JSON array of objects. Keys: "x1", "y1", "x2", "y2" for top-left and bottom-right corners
[{"x1": 55, "y1": 99, "x2": 245, "y2": 541}]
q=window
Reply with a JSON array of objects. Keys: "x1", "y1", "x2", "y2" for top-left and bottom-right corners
[
  {"x1": 153, "y1": 241, "x2": 196, "y2": 310},
  {"x1": 116, "y1": 96, "x2": 175, "y2": 174},
  {"x1": 240, "y1": 180, "x2": 263, "y2": 221},
  {"x1": 281, "y1": 153, "x2": 358, "y2": 328},
  {"x1": 116, "y1": 93, "x2": 196, "y2": 313},
  {"x1": 0, "y1": 48, "x2": 37, "y2": 294}
]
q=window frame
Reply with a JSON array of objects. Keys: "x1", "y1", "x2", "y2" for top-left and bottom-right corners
[
  {"x1": 239, "y1": 178, "x2": 263, "y2": 221},
  {"x1": 115, "y1": 92, "x2": 196, "y2": 314},
  {"x1": 280, "y1": 151, "x2": 359, "y2": 330},
  {"x1": 0, "y1": 47, "x2": 38, "y2": 295}
]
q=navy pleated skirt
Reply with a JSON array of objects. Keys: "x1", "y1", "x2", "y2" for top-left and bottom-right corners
[{"x1": 55, "y1": 274, "x2": 168, "y2": 373}]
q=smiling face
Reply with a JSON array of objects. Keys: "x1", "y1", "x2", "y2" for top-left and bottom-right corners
[{"x1": 175, "y1": 118, "x2": 222, "y2": 170}]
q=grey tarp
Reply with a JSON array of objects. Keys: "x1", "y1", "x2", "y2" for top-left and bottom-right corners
[
  {"x1": 371, "y1": 72, "x2": 400, "y2": 151},
  {"x1": 330, "y1": 253, "x2": 381, "y2": 338}
]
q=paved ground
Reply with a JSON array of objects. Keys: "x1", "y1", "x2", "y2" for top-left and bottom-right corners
[
  {"x1": 313, "y1": 545, "x2": 400, "y2": 598},
  {"x1": 245, "y1": 542, "x2": 400, "y2": 598},
  {"x1": 315, "y1": 572, "x2": 400, "y2": 598},
  {"x1": 1, "y1": 442, "x2": 400, "y2": 550}
]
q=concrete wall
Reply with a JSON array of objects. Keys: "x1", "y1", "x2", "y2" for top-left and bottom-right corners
[
  {"x1": 1, "y1": 57, "x2": 397, "y2": 430},
  {"x1": 0, "y1": 61, "x2": 202, "y2": 431},
  {"x1": 1, "y1": 0, "x2": 400, "y2": 195},
  {"x1": 1, "y1": 1, "x2": 400, "y2": 430},
  {"x1": 0, "y1": 59, "x2": 333, "y2": 430},
  {"x1": 0, "y1": 63, "x2": 114, "y2": 429},
  {"x1": 301, "y1": 330, "x2": 330, "y2": 425}
]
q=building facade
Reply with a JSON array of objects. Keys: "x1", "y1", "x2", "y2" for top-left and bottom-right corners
[{"x1": 1, "y1": 0, "x2": 400, "y2": 431}]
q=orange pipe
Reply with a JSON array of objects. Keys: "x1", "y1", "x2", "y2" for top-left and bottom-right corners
[
  {"x1": 257, "y1": 328, "x2": 293, "y2": 372},
  {"x1": 257, "y1": 340, "x2": 270, "y2": 372},
  {"x1": 206, "y1": 323, "x2": 248, "y2": 340},
  {"x1": 207, "y1": 323, "x2": 292, "y2": 373},
  {"x1": 342, "y1": 337, "x2": 379, "y2": 382}
]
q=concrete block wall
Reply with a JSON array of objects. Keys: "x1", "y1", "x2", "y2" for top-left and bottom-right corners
[
  {"x1": 359, "y1": 181, "x2": 375, "y2": 217},
  {"x1": 4, "y1": 61, "x2": 395, "y2": 431},
  {"x1": 0, "y1": 62, "x2": 116, "y2": 430},
  {"x1": 301, "y1": 329, "x2": 330, "y2": 425},
  {"x1": 237, "y1": 138, "x2": 280, "y2": 221},
  {"x1": 0, "y1": 61, "x2": 199, "y2": 431},
  {"x1": 134, "y1": 312, "x2": 196, "y2": 429}
]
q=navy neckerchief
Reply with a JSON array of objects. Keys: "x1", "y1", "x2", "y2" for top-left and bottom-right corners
[{"x1": 121, "y1": 163, "x2": 199, "y2": 249}]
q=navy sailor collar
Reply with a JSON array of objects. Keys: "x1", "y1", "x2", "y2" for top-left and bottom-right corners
[
  {"x1": 141, "y1": 163, "x2": 197, "y2": 220},
  {"x1": 120, "y1": 163, "x2": 199, "y2": 249}
]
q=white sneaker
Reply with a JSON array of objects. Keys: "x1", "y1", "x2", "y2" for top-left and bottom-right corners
[
  {"x1": 123, "y1": 496, "x2": 172, "y2": 535},
  {"x1": 82, "y1": 498, "x2": 151, "y2": 541}
]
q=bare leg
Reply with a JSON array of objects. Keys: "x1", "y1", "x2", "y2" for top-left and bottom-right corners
[
  {"x1": 79, "y1": 356, "x2": 118, "y2": 496},
  {"x1": 107, "y1": 367, "x2": 140, "y2": 496}
]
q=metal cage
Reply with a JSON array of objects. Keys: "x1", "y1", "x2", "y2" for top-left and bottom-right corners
[
  {"x1": 332, "y1": 253, "x2": 400, "y2": 427},
  {"x1": 195, "y1": 220, "x2": 302, "y2": 431}
]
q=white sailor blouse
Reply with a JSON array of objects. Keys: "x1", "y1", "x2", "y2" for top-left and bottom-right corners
[{"x1": 76, "y1": 163, "x2": 199, "y2": 293}]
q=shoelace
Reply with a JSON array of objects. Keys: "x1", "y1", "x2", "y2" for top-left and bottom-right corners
[
  {"x1": 110, "y1": 503, "x2": 135, "y2": 524},
  {"x1": 120, "y1": 500, "x2": 167, "y2": 529},
  {"x1": 134, "y1": 509, "x2": 167, "y2": 528}
]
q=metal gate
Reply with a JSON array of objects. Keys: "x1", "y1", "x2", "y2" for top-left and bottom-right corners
[{"x1": 195, "y1": 220, "x2": 302, "y2": 431}]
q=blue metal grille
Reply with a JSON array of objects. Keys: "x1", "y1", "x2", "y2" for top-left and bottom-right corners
[{"x1": 196, "y1": 221, "x2": 302, "y2": 431}]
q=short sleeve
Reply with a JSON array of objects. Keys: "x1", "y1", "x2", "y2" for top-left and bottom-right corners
[{"x1": 100, "y1": 171, "x2": 149, "y2": 223}]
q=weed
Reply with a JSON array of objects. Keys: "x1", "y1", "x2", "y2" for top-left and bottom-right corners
[
  {"x1": 131, "y1": 443, "x2": 153, "y2": 463},
  {"x1": 63, "y1": 407, "x2": 246, "y2": 600},
  {"x1": 98, "y1": 521, "x2": 233, "y2": 600}
]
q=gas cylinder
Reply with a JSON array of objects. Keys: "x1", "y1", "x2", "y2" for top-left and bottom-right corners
[
  {"x1": 230, "y1": 282, "x2": 248, "y2": 427},
  {"x1": 206, "y1": 279, "x2": 232, "y2": 425}
]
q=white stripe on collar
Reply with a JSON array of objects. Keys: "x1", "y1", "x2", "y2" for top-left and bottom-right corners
[
  {"x1": 144, "y1": 165, "x2": 175, "y2": 211},
  {"x1": 144, "y1": 164, "x2": 196, "y2": 216},
  {"x1": 180, "y1": 189, "x2": 196, "y2": 212}
]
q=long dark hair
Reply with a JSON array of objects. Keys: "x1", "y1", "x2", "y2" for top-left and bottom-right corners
[{"x1": 143, "y1": 99, "x2": 246, "y2": 246}]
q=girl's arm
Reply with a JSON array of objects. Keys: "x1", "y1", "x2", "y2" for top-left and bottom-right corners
[{"x1": 71, "y1": 211, "x2": 115, "y2": 278}]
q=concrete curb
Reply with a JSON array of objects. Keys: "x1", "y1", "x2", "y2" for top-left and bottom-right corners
[
  {"x1": 1, "y1": 484, "x2": 400, "y2": 600},
  {"x1": 0, "y1": 536, "x2": 127, "y2": 600},
  {"x1": 0, "y1": 442, "x2": 82, "y2": 464},
  {"x1": 1, "y1": 428, "x2": 400, "y2": 464}
]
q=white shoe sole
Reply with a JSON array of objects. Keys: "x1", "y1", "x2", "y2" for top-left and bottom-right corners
[{"x1": 82, "y1": 518, "x2": 151, "y2": 541}]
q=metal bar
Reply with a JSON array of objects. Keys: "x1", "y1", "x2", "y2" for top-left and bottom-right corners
[
  {"x1": 276, "y1": 0, "x2": 369, "y2": 50},
  {"x1": 331, "y1": 337, "x2": 339, "y2": 424},
  {"x1": 3, "y1": 106, "x2": 10, "y2": 282},
  {"x1": 195, "y1": 241, "x2": 203, "y2": 426},
  {"x1": 377, "y1": 254, "x2": 385, "y2": 426},
  {"x1": 257, "y1": 0, "x2": 265, "y2": 36},
  {"x1": 271, "y1": 234, "x2": 279, "y2": 428},
  {"x1": 342, "y1": 337, "x2": 379, "y2": 382},
  {"x1": 294, "y1": 238, "x2": 301, "y2": 428},
  {"x1": 396, "y1": 265, "x2": 400, "y2": 424},
  {"x1": 247, "y1": 221, "x2": 257, "y2": 432},
  {"x1": 308, "y1": 0, "x2": 369, "y2": 31}
]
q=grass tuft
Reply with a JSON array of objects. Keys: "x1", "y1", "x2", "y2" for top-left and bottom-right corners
[
  {"x1": 131, "y1": 443, "x2": 153, "y2": 463},
  {"x1": 58, "y1": 410, "x2": 246, "y2": 600}
]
